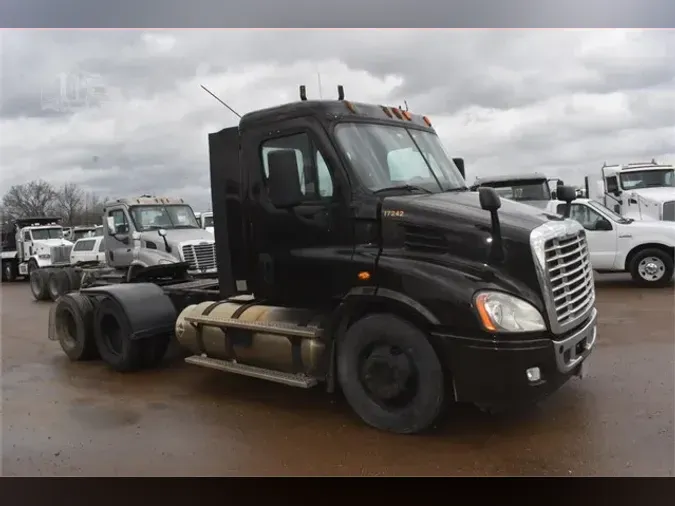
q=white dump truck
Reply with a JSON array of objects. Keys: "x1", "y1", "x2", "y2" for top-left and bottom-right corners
[{"x1": 1, "y1": 217, "x2": 73, "y2": 282}]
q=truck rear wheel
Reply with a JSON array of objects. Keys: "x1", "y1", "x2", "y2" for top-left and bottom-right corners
[
  {"x1": 47, "y1": 269, "x2": 71, "y2": 301},
  {"x1": 337, "y1": 313, "x2": 445, "y2": 434},
  {"x1": 93, "y1": 297, "x2": 144, "y2": 372},
  {"x1": 30, "y1": 269, "x2": 50, "y2": 301},
  {"x1": 54, "y1": 293, "x2": 99, "y2": 361},
  {"x1": 629, "y1": 248, "x2": 674, "y2": 287}
]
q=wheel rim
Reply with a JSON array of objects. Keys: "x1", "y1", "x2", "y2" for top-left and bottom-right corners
[
  {"x1": 49, "y1": 276, "x2": 60, "y2": 297},
  {"x1": 638, "y1": 256, "x2": 666, "y2": 282},
  {"x1": 358, "y1": 343, "x2": 419, "y2": 409},
  {"x1": 57, "y1": 309, "x2": 78, "y2": 350}
]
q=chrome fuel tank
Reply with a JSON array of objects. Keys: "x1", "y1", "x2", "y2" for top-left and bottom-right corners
[{"x1": 175, "y1": 297, "x2": 327, "y2": 375}]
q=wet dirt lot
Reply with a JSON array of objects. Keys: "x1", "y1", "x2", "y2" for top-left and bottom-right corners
[{"x1": 1, "y1": 275, "x2": 673, "y2": 476}]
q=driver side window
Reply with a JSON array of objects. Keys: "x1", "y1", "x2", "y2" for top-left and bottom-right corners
[
  {"x1": 260, "y1": 132, "x2": 335, "y2": 201},
  {"x1": 109, "y1": 209, "x2": 128, "y2": 232}
]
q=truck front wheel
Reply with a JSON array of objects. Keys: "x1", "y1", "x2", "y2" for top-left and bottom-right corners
[
  {"x1": 629, "y1": 248, "x2": 674, "y2": 287},
  {"x1": 337, "y1": 313, "x2": 445, "y2": 434}
]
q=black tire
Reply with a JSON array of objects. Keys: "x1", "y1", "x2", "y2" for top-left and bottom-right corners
[
  {"x1": 27, "y1": 259, "x2": 38, "y2": 276},
  {"x1": 629, "y1": 248, "x2": 674, "y2": 287},
  {"x1": 3, "y1": 261, "x2": 17, "y2": 282},
  {"x1": 29, "y1": 269, "x2": 50, "y2": 301},
  {"x1": 337, "y1": 313, "x2": 445, "y2": 434},
  {"x1": 66, "y1": 268, "x2": 82, "y2": 291},
  {"x1": 93, "y1": 296, "x2": 144, "y2": 372},
  {"x1": 47, "y1": 269, "x2": 71, "y2": 301},
  {"x1": 53, "y1": 293, "x2": 99, "y2": 361}
]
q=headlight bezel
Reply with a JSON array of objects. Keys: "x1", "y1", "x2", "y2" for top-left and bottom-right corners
[{"x1": 473, "y1": 290, "x2": 547, "y2": 334}]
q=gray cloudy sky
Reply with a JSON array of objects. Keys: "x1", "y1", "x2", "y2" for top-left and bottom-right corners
[{"x1": 1, "y1": 29, "x2": 674, "y2": 210}]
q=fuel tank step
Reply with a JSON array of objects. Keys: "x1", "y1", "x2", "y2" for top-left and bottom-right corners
[
  {"x1": 185, "y1": 355, "x2": 319, "y2": 389},
  {"x1": 183, "y1": 314, "x2": 322, "y2": 339}
]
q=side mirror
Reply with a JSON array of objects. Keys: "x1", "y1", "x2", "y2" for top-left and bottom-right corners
[
  {"x1": 478, "y1": 186, "x2": 501, "y2": 211},
  {"x1": 158, "y1": 228, "x2": 167, "y2": 237},
  {"x1": 612, "y1": 189, "x2": 622, "y2": 197},
  {"x1": 452, "y1": 157, "x2": 465, "y2": 179},
  {"x1": 595, "y1": 219, "x2": 612, "y2": 231},
  {"x1": 115, "y1": 223, "x2": 128, "y2": 235},
  {"x1": 557, "y1": 185, "x2": 577, "y2": 204},
  {"x1": 267, "y1": 150, "x2": 304, "y2": 208}
]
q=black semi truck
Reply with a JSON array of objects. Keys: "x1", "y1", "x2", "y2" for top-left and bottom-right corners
[{"x1": 48, "y1": 87, "x2": 597, "y2": 434}]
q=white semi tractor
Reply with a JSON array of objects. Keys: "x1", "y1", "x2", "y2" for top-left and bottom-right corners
[{"x1": 585, "y1": 160, "x2": 675, "y2": 222}]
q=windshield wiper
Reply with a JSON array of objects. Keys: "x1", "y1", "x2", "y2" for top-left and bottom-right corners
[
  {"x1": 444, "y1": 186, "x2": 469, "y2": 193},
  {"x1": 373, "y1": 184, "x2": 433, "y2": 194}
]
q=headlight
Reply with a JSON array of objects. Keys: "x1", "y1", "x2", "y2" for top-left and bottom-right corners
[
  {"x1": 158, "y1": 259, "x2": 175, "y2": 265},
  {"x1": 474, "y1": 291, "x2": 546, "y2": 333},
  {"x1": 38, "y1": 253, "x2": 50, "y2": 259}
]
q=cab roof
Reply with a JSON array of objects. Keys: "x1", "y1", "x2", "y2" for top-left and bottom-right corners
[
  {"x1": 105, "y1": 195, "x2": 187, "y2": 207},
  {"x1": 239, "y1": 99, "x2": 436, "y2": 132}
]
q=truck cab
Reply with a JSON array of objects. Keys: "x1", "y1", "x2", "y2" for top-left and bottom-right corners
[
  {"x1": 587, "y1": 160, "x2": 675, "y2": 222},
  {"x1": 103, "y1": 195, "x2": 217, "y2": 276},
  {"x1": 191, "y1": 89, "x2": 598, "y2": 432}
]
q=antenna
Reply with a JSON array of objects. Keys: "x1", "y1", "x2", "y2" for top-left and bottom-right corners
[
  {"x1": 200, "y1": 85, "x2": 242, "y2": 118},
  {"x1": 299, "y1": 85, "x2": 307, "y2": 101},
  {"x1": 317, "y1": 72, "x2": 323, "y2": 99},
  {"x1": 404, "y1": 100, "x2": 409, "y2": 111}
]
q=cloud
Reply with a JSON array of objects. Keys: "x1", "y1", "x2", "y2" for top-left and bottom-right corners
[{"x1": 0, "y1": 29, "x2": 674, "y2": 210}]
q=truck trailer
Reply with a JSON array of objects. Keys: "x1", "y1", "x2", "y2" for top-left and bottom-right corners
[{"x1": 47, "y1": 87, "x2": 597, "y2": 434}]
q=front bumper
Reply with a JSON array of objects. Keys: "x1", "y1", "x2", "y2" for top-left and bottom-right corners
[{"x1": 432, "y1": 308, "x2": 597, "y2": 407}]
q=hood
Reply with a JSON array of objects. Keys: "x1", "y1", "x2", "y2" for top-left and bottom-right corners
[
  {"x1": 384, "y1": 190, "x2": 561, "y2": 239},
  {"x1": 205, "y1": 226, "x2": 214, "y2": 235},
  {"x1": 33, "y1": 238, "x2": 73, "y2": 248},
  {"x1": 624, "y1": 218, "x2": 675, "y2": 234},
  {"x1": 628, "y1": 187, "x2": 675, "y2": 203},
  {"x1": 140, "y1": 227, "x2": 215, "y2": 245},
  {"x1": 514, "y1": 199, "x2": 550, "y2": 209},
  {"x1": 381, "y1": 190, "x2": 566, "y2": 294}
]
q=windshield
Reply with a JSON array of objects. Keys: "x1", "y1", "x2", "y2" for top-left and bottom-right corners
[
  {"x1": 587, "y1": 200, "x2": 631, "y2": 223},
  {"x1": 479, "y1": 181, "x2": 551, "y2": 201},
  {"x1": 203, "y1": 216, "x2": 214, "y2": 227},
  {"x1": 129, "y1": 205, "x2": 200, "y2": 232},
  {"x1": 333, "y1": 123, "x2": 466, "y2": 192},
  {"x1": 31, "y1": 228, "x2": 63, "y2": 240},
  {"x1": 620, "y1": 169, "x2": 675, "y2": 190}
]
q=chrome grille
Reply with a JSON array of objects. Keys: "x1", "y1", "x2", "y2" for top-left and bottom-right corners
[
  {"x1": 181, "y1": 243, "x2": 216, "y2": 271},
  {"x1": 50, "y1": 244, "x2": 72, "y2": 264},
  {"x1": 663, "y1": 201, "x2": 675, "y2": 221},
  {"x1": 544, "y1": 231, "x2": 595, "y2": 329}
]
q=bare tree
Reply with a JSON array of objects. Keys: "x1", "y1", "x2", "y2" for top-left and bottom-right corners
[
  {"x1": 55, "y1": 182, "x2": 84, "y2": 226},
  {"x1": 2, "y1": 180, "x2": 57, "y2": 218}
]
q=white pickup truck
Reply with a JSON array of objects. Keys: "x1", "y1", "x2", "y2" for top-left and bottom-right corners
[{"x1": 544, "y1": 198, "x2": 675, "y2": 286}]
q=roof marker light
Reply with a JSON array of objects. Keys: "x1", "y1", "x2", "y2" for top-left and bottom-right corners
[
  {"x1": 423, "y1": 116, "x2": 432, "y2": 127},
  {"x1": 381, "y1": 106, "x2": 392, "y2": 118},
  {"x1": 390, "y1": 107, "x2": 402, "y2": 119}
]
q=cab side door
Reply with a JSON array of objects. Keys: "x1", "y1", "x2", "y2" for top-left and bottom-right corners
[{"x1": 242, "y1": 118, "x2": 353, "y2": 305}]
